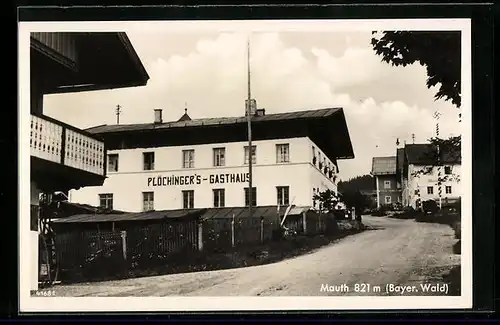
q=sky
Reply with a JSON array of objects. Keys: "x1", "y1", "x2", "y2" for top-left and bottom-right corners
[{"x1": 43, "y1": 29, "x2": 462, "y2": 181}]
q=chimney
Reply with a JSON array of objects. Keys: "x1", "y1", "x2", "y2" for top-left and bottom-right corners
[
  {"x1": 245, "y1": 99, "x2": 257, "y2": 116},
  {"x1": 154, "y1": 109, "x2": 163, "y2": 124},
  {"x1": 256, "y1": 108, "x2": 265, "y2": 117}
]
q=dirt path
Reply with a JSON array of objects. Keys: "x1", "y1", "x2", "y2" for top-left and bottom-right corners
[{"x1": 53, "y1": 216, "x2": 460, "y2": 297}]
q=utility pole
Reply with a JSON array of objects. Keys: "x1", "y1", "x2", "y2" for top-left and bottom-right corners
[
  {"x1": 412, "y1": 133, "x2": 415, "y2": 144},
  {"x1": 246, "y1": 35, "x2": 253, "y2": 217},
  {"x1": 116, "y1": 105, "x2": 122, "y2": 125},
  {"x1": 434, "y1": 109, "x2": 442, "y2": 210}
]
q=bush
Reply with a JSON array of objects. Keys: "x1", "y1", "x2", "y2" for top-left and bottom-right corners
[
  {"x1": 422, "y1": 199, "x2": 439, "y2": 215},
  {"x1": 371, "y1": 204, "x2": 390, "y2": 216}
]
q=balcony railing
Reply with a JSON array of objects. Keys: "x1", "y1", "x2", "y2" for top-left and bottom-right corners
[{"x1": 30, "y1": 114, "x2": 105, "y2": 176}]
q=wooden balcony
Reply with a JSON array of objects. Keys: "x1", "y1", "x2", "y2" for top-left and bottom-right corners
[{"x1": 30, "y1": 114, "x2": 107, "y2": 192}]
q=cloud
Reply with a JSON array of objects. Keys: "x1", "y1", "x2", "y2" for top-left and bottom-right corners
[{"x1": 43, "y1": 31, "x2": 462, "y2": 180}]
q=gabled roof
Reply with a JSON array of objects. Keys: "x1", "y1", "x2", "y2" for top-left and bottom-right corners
[
  {"x1": 85, "y1": 107, "x2": 355, "y2": 160},
  {"x1": 405, "y1": 143, "x2": 461, "y2": 165},
  {"x1": 177, "y1": 109, "x2": 192, "y2": 122},
  {"x1": 371, "y1": 156, "x2": 397, "y2": 175},
  {"x1": 85, "y1": 107, "x2": 343, "y2": 134}
]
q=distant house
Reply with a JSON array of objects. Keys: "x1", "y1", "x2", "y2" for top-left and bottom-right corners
[
  {"x1": 371, "y1": 156, "x2": 402, "y2": 208},
  {"x1": 397, "y1": 143, "x2": 461, "y2": 209}
]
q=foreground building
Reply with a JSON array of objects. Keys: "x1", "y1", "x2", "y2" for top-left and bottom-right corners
[
  {"x1": 397, "y1": 143, "x2": 461, "y2": 209},
  {"x1": 29, "y1": 32, "x2": 149, "y2": 290},
  {"x1": 371, "y1": 155, "x2": 402, "y2": 208},
  {"x1": 69, "y1": 104, "x2": 355, "y2": 212}
]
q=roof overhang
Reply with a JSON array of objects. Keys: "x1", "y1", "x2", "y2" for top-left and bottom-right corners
[
  {"x1": 31, "y1": 32, "x2": 150, "y2": 94},
  {"x1": 90, "y1": 108, "x2": 355, "y2": 161}
]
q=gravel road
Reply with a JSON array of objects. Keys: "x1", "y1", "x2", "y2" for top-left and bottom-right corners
[{"x1": 52, "y1": 216, "x2": 460, "y2": 297}]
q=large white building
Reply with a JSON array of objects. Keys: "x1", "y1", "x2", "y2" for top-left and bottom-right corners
[
  {"x1": 69, "y1": 105, "x2": 355, "y2": 212},
  {"x1": 397, "y1": 143, "x2": 462, "y2": 209}
]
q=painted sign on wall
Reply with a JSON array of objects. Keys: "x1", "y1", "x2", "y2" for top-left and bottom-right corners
[{"x1": 148, "y1": 172, "x2": 250, "y2": 187}]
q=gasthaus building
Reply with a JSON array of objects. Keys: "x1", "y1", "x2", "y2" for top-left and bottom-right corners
[
  {"x1": 69, "y1": 103, "x2": 355, "y2": 212},
  {"x1": 29, "y1": 32, "x2": 149, "y2": 290}
]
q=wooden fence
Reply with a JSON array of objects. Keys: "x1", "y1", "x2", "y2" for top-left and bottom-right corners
[{"x1": 54, "y1": 210, "x2": 341, "y2": 280}]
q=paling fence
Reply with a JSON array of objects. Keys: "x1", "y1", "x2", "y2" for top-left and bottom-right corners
[
  {"x1": 53, "y1": 211, "x2": 341, "y2": 280},
  {"x1": 54, "y1": 219, "x2": 199, "y2": 280}
]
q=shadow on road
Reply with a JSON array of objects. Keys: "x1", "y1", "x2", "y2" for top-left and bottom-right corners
[{"x1": 364, "y1": 225, "x2": 385, "y2": 231}]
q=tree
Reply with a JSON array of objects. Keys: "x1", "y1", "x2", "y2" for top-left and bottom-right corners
[
  {"x1": 338, "y1": 174, "x2": 374, "y2": 193},
  {"x1": 340, "y1": 190, "x2": 372, "y2": 215},
  {"x1": 372, "y1": 32, "x2": 463, "y2": 211},
  {"x1": 312, "y1": 189, "x2": 339, "y2": 214},
  {"x1": 371, "y1": 31, "x2": 461, "y2": 109}
]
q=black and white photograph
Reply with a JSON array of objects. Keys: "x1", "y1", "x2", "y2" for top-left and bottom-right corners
[{"x1": 19, "y1": 18, "x2": 472, "y2": 312}]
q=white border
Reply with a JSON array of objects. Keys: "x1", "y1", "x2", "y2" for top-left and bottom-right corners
[{"x1": 19, "y1": 19, "x2": 472, "y2": 312}]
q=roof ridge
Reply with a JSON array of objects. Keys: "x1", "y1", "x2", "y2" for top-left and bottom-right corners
[{"x1": 85, "y1": 107, "x2": 342, "y2": 131}]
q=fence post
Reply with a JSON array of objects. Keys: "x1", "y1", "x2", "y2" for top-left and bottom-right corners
[
  {"x1": 302, "y1": 211, "x2": 307, "y2": 235},
  {"x1": 120, "y1": 230, "x2": 127, "y2": 261},
  {"x1": 260, "y1": 217, "x2": 264, "y2": 243},
  {"x1": 231, "y1": 215, "x2": 235, "y2": 247},
  {"x1": 197, "y1": 221, "x2": 204, "y2": 252}
]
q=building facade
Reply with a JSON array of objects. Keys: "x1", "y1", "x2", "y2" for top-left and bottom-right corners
[
  {"x1": 371, "y1": 156, "x2": 402, "y2": 208},
  {"x1": 28, "y1": 32, "x2": 149, "y2": 290},
  {"x1": 69, "y1": 106, "x2": 355, "y2": 212},
  {"x1": 397, "y1": 143, "x2": 461, "y2": 209}
]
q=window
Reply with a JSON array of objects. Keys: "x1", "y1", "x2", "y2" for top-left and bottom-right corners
[
  {"x1": 445, "y1": 166, "x2": 452, "y2": 175},
  {"x1": 213, "y1": 148, "x2": 225, "y2": 167},
  {"x1": 384, "y1": 196, "x2": 392, "y2": 204},
  {"x1": 277, "y1": 186, "x2": 290, "y2": 206},
  {"x1": 276, "y1": 144, "x2": 290, "y2": 163},
  {"x1": 427, "y1": 186, "x2": 434, "y2": 195},
  {"x1": 143, "y1": 152, "x2": 155, "y2": 170},
  {"x1": 182, "y1": 190, "x2": 194, "y2": 209},
  {"x1": 213, "y1": 189, "x2": 225, "y2": 208},
  {"x1": 312, "y1": 147, "x2": 316, "y2": 162},
  {"x1": 99, "y1": 193, "x2": 113, "y2": 210},
  {"x1": 182, "y1": 149, "x2": 195, "y2": 168},
  {"x1": 244, "y1": 187, "x2": 257, "y2": 207},
  {"x1": 384, "y1": 180, "x2": 391, "y2": 189},
  {"x1": 244, "y1": 145, "x2": 256, "y2": 165},
  {"x1": 142, "y1": 192, "x2": 154, "y2": 211},
  {"x1": 107, "y1": 154, "x2": 119, "y2": 172},
  {"x1": 446, "y1": 186, "x2": 452, "y2": 194}
]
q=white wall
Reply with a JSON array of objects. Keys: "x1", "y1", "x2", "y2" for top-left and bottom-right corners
[
  {"x1": 30, "y1": 180, "x2": 40, "y2": 291},
  {"x1": 406, "y1": 164, "x2": 462, "y2": 208},
  {"x1": 70, "y1": 137, "x2": 339, "y2": 211}
]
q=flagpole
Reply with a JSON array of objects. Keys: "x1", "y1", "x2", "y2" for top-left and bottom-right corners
[{"x1": 246, "y1": 35, "x2": 253, "y2": 217}]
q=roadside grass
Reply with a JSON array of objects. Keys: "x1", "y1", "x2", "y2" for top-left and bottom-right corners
[
  {"x1": 59, "y1": 221, "x2": 366, "y2": 284},
  {"x1": 415, "y1": 209, "x2": 461, "y2": 296}
]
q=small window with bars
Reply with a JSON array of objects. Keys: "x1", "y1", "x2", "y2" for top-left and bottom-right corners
[
  {"x1": 276, "y1": 144, "x2": 290, "y2": 163},
  {"x1": 277, "y1": 186, "x2": 290, "y2": 206},
  {"x1": 182, "y1": 149, "x2": 195, "y2": 168},
  {"x1": 244, "y1": 187, "x2": 257, "y2": 207},
  {"x1": 107, "y1": 154, "x2": 119, "y2": 172},
  {"x1": 244, "y1": 145, "x2": 256, "y2": 165},
  {"x1": 143, "y1": 152, "x2": 155, "y2": 170},
  {"x1": 213, "y1": 148, "x2": 226, "y2": 167},
  {"x1": 183, "y1": 190, "x2": 195, "y2": 209},
  {"x1": 142, "y1": 191, "x2": 154, "y2": 211},
  {"x1": 99, "y1": 193, "x2": 114, "y2": 210},
  {"x1": 213, "y1": 189, "x2": 225, "y2": 208}
]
